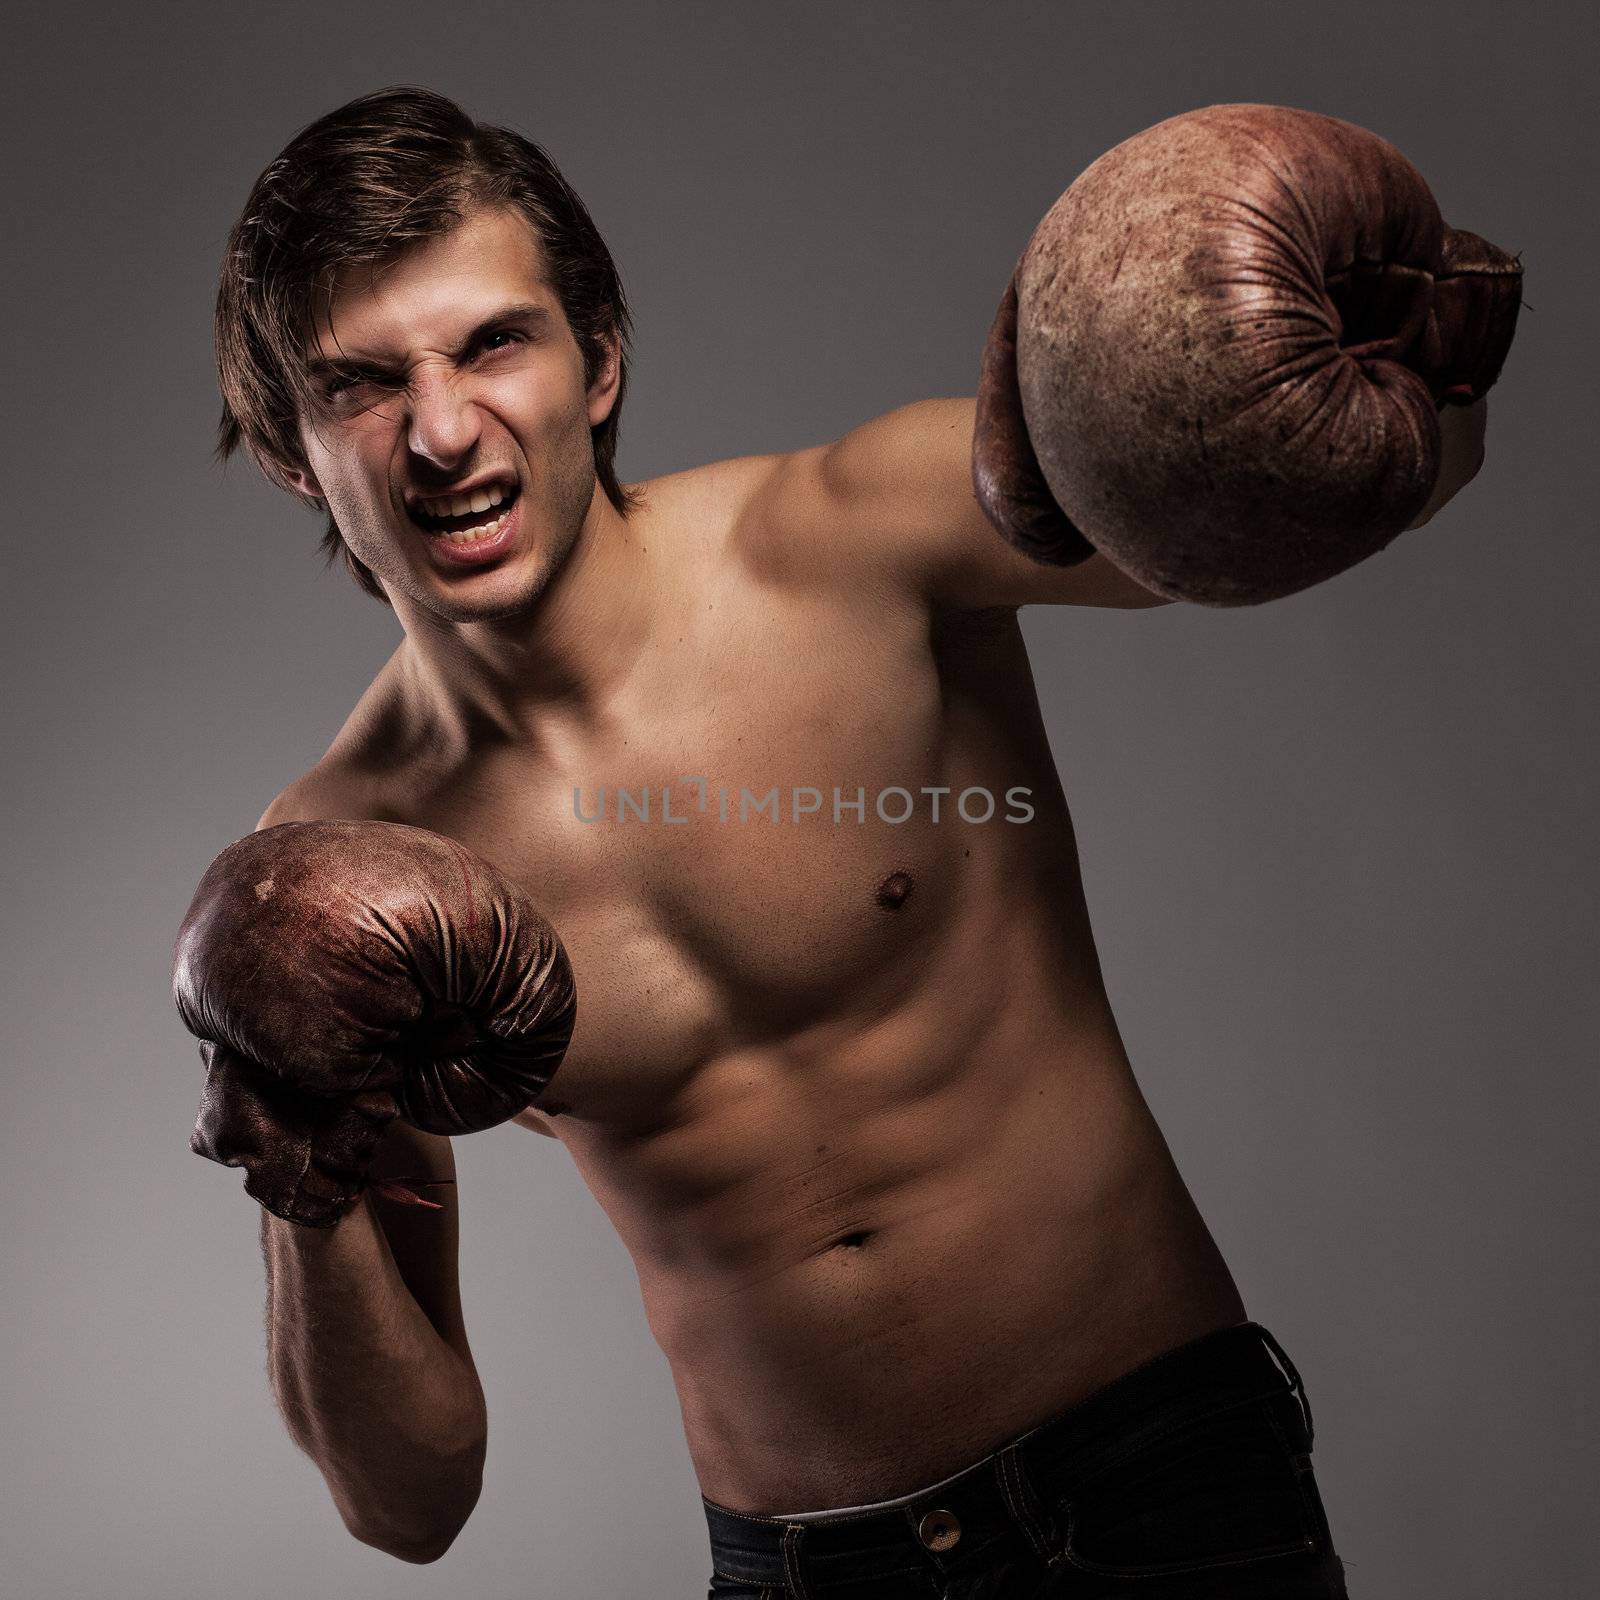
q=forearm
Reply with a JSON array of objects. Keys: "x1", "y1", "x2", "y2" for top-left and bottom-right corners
[{"x1": 261, "y1": 1194, "x2": 486, "y2": 1561}]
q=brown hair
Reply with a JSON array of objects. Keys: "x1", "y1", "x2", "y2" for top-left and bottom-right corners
[{"x1": 215, "y1": 85, "x2": 640, "y2": 603}]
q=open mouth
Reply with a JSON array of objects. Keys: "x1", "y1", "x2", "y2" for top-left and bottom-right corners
[{"x1": 408, "y1": 481, "x2": 522, "y2": 543}]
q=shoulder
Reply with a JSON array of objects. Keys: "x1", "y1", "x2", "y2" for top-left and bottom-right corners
[
  {"x1": 629, "y1": 452, "x2": 781, "y2": 565},
  {"x1": 631, "y1": 421, "x2": 943, "y2": 600},
  {"x1": 254, "y1": 760, "x2": 379, "y2": 832},
  {"x1": 626, "y1": 407, "x2": 972, "y2": 597},
  {"x1": 627, "y1": 450, "x2": 830, "y2": 604},
  {"x1": 254, "y1": 655, "x2": 420, "y2": 832},
  {"x1": 708, "y1": 399, "x2": 983, "y2": 604}
]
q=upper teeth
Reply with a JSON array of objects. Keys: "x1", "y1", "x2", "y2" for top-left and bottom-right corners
[{"x1": 417, "y1": 484, "x2": 512, "y2": 519}]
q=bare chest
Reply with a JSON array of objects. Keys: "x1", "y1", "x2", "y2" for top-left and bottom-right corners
[{"x1": 397, "y1": 591, "x2": 989, "y2": 1124}]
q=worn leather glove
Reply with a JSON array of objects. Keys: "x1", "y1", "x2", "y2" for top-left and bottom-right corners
[
  {"x1": 174, "y1": 820, "x2": 576, "y2": 1227},
  {"x1": 974, "y1": 102, "x2": 1523, "y2": 604}
]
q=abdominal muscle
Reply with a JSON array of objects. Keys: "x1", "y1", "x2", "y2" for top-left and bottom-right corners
[{"x1": 551, "y1": 1007, "x2": 1248, "y2": 1516}]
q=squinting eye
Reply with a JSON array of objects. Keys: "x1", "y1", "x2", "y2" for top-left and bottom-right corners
[
  {"x1": 480, "y1": 330, "x2": 524, "y2": 354},
  {"x1": 320, "y1": 372, "x2": 398, "y2": 408},
  {"x1": 320, "y1": 372, "x2": 371, "y2": 400}
]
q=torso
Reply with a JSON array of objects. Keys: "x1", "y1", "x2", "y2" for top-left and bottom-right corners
[{"x1": 311, "y1": 456, "x2": 1245, "y2": 1512}]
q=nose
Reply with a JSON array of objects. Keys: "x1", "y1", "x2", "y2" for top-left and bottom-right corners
[{"x1": 404, "y1": 369, "x2": 483, "y2": 472}]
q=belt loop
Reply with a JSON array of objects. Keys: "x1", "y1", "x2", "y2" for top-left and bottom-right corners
[
  {"x1": 1256, "y1": 1324, "x2": 1314, "y2": 1448},
  {"x1": 780, "y1": 1522, "x2": 811, "y2": 1599},
  {"x1": 995, "y1": 1441, "x2": 1058, "y2": 1564}
]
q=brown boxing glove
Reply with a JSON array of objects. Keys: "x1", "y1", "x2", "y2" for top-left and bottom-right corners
[
  {"x1": 173, "y1": 821, "x2": 576, "y2": 1227},
  {"x1": 973, "y1": 102, "x2": 1524, "y2": 605}
]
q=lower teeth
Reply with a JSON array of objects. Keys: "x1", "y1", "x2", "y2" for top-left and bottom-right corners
[{"x1": 440, "y1": 508, "x2": 510, "y2": 543}]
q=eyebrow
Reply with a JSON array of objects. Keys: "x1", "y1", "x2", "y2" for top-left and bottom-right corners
[{"x1": 305, "y1": 302, "x2": 554, "y2": 382}]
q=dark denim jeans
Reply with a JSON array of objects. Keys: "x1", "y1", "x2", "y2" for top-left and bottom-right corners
[{"x1": 703, "y1": 1322, "x2": 1349, "y2": 1598}]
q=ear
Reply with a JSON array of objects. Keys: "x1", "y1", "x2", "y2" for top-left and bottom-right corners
[
  {"x1": 282, "y1": 464, "x2": 324, "y2": 501},
  {"x1": 586, "y1": 328, "x2": 622, "y2": 428}
]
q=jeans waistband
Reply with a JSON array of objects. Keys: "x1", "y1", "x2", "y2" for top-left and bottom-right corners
[{"x1": 702, "y1": 1320, "x2": 1310, "y2": 1595}]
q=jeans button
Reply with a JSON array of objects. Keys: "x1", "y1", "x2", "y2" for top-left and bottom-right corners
[{"x1": 917, "y1": 1508, "x2": 962, "y2": 1552}]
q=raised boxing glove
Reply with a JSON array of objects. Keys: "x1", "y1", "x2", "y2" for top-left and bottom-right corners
[
  {"x1": 973, "y1": 102, "x2": 1523, "y2": 604},
  {"x1": 173, "y1": 820, "x2": 576, "y2": 1227}
]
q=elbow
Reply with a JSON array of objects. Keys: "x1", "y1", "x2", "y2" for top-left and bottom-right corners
[
  {"x1": 377, "y1": 1530, "x2": 459, "y2": 1565},
  {"x1": 344, "y1": 1458, "x2": 485, "y2": 1565},
  {"x1": 353, "y1": 1499, "x2": 476, "y2": 1565}
]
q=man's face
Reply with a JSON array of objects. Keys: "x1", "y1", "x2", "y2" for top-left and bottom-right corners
[{"x1": 291, "y1": 206, "x2": 619, "y2": 623}]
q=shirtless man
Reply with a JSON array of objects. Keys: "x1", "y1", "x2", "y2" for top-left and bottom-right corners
[{"x1": 180, "y1": 87, "x2": 1510, "y2": 1597}]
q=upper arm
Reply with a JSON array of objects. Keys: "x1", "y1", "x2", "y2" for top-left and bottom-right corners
[{"x1": 786, "y1": 397, "x2": 1172, "y2": 612}]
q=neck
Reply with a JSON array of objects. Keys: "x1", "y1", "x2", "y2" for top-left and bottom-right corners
[{"x1": 391, "y1": 483, "x2": 654, "y2": 748}]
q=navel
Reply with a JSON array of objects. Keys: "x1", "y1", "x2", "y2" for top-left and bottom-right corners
[{"x1": 830, "y1": 1230, "x2": 873, "y2": 1250}]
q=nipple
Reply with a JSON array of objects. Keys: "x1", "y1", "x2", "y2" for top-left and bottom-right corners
[{"x1": 874, "y1": 871, "x2": 914, "y2": 911}]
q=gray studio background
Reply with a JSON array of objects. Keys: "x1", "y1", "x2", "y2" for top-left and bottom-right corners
[{"x1": 4, "y1": 2, "x2": 1594, "y2": 1597}]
